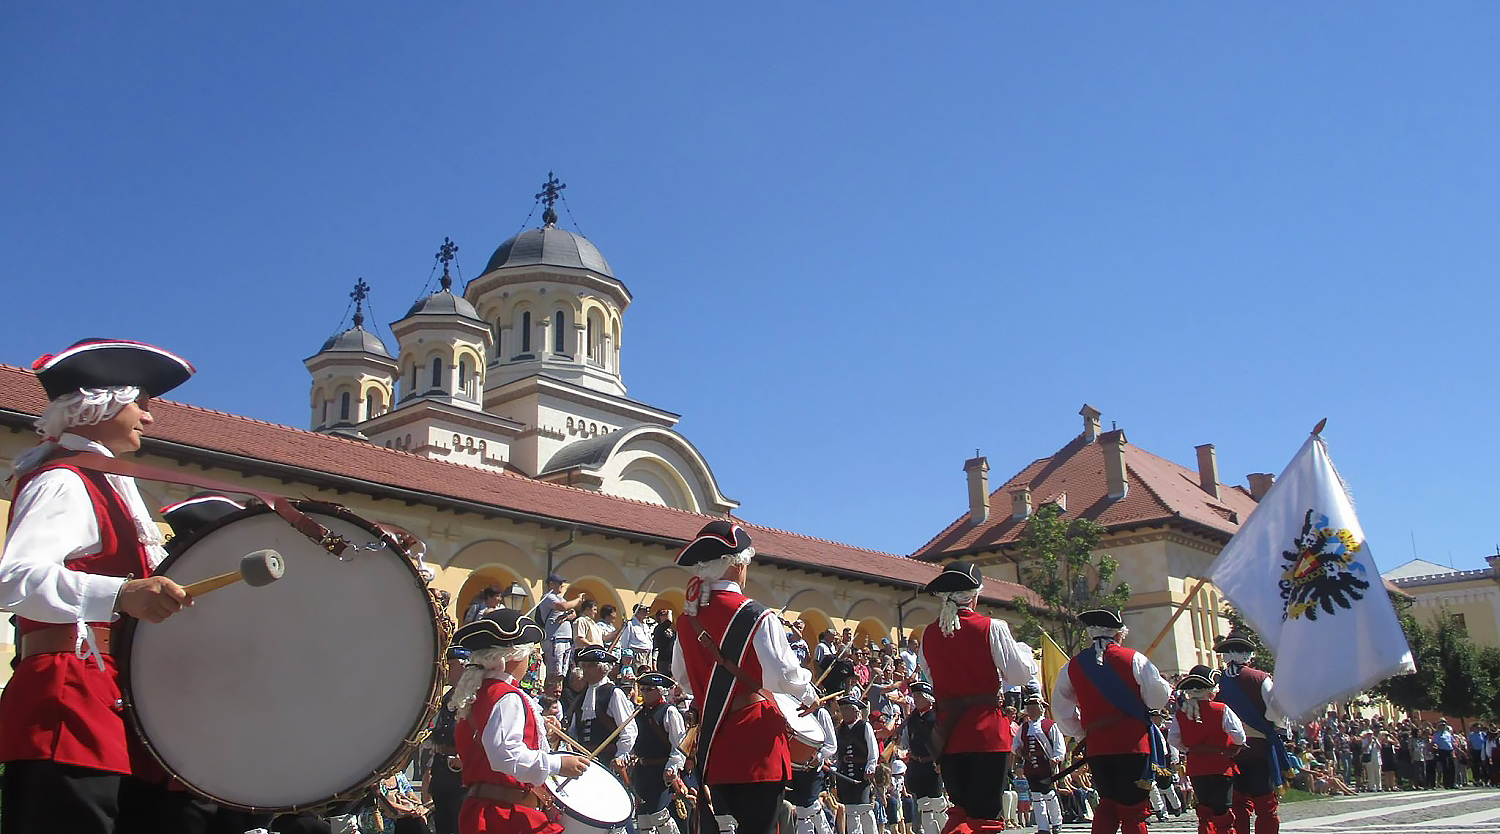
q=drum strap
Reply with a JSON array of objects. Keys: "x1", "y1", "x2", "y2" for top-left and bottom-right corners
[{"x1": 49, "y1": 450, "x2": 354, "y2": 557}]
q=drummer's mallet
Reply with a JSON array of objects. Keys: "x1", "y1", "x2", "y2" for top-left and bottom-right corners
[{"x1": 181, "y1": 549, "x2": 285, "y2": 597}]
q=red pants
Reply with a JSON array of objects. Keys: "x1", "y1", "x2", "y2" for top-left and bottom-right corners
[
  {"x1": 459, "y1": 797, "x2": 563, "y2": 834},
  {"x1": 1230, "y1": 792, "x2": 1278, "y2": 834},
  {"x1": 1090, "y1": 798, "x2": 1150, "y2": 834},
  {"x1": 1196, "y1": 805, "x2": 1234, "y2": 834}
]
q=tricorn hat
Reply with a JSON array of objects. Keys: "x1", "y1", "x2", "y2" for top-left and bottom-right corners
[
  {"x1": 924, "y1": 561, "x2": 982, "y2": 594},
  {"x1": 160, "y1": 492, "x2": 245, "y2": 538},
  {"x1": 453, "y1": 609, "x2": 542, "y2": 651},
  {"x1": 638, "y1": 672, "x2": 675, "y2": 689},
  {"x1": 1178, "y1": 664, "x2": 1218, "y2": 691},
  {"x1": 575, "y1": 646, "x2": 618, "y2": 665},
  {"x1": 1078, "y1": 608, "x2": 1125, "y2": 629},
  {"x1": 677, "y1": 521, "x2": 753, "y2": 567},
  {"x1": 909, "y1": 681, "x2": 934, "y2": 697},
  {"x1": 33, "y1": 339, "x2": 194, "y2": 401},
  {"x1": 1214, "y1": 631, "x2": 1256, "y2": 654}
]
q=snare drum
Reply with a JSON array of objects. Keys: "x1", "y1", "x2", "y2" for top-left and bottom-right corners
[
  {"x1": 547, "y1": 762, "x2": 633, "y2": 834},
  {"x1": 117, "y1": 501, "x2": 446, "y2": 811},
  {"x1": 774, "y1": 692, "x2": 829, "y2": 768}
]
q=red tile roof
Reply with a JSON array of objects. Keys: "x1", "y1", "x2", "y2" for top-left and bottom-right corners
[
  {"x1": 915, "y1": 431, "x2": 1263, "y2": 559},
  {"x1": 0, "y1": 364, "x2": 1036, "y2": 607}
]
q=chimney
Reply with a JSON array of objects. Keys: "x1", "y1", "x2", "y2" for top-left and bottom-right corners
[
  {"x1": 1247, "y1": 473, "x2": 1275, "y2": 502},
  {"x1": 1011, "y1": 486, "x2": 1032, "y2": 521},
  {"x1": 1080, "y1": 404, "x2": 1102, "y2": 442},
  {"x1": 1101, "y1": 428, "x2": 1128, "y2": 500},
  {"x1": 964, "y1": 455, "x2": 990, "y2": 525},
  {"x1": 1195, "y1": 444, "x2": 1220, "y2": 500}
]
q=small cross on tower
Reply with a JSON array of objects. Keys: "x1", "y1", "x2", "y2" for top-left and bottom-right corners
[
  {"x1": 535, "y1": 171, "x2": 566, "y2": 228},
  {"x1": 435, "y1": 237, "x2": 458, "y2": 291},
  {"x1": 349, "y1": 278, "x2": 370, "y2": 329}
]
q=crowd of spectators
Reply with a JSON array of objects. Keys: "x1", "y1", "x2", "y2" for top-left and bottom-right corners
[{"x1": 1277, "y1": 712, "x2": 1499, "y2": 795}]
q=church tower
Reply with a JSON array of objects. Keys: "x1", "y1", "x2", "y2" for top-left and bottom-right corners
[{"x1": 303, "y1": 279, "x2": 397, "y2": 437}]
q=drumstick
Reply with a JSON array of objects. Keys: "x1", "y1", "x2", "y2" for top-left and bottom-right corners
[
  {"x1": 182, "y1": 550, "x2": 284, "y2": 597},
  {"x1": 811, "y1": 641, "x2": 854, "y2": 690},
  {"x1": 554, "y1": 702, "x2": 649, "y2": 792},
  {"x1": 552, "y1": 728, "x2": 593, "y2": 757}
]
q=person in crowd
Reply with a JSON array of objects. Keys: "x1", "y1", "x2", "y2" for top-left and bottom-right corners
[
  {"x1": 463, "y1": 587, "x2": 502, "y2": 626},
  {"x1": 368, "y1": 769, "x2": 430, "y2": 834},
  {"x1": 836, "y1": 696, "x2": 880, "y2": 834},
  {"x1": 652, "y1": 608, "x2": 676, "y2": 673},
  {"x1": 1433, "y1": 720, "x2": 1457, "y2": 789},
  {"x1": 572, "y1": 597, "x2": 604, "y2": 650},
  {"x1": 786, "y1": 619, "x2": 810, "y2": 666},
  {"x1": 537, "y1": 573, "x2": 584, "y2": 687},
  {"x1": 564, "y1": 646, "x2": 637, "y2": 770},
  {"x1": 1420, "y1": 723, "x2": 1438, "y2": 789},
  {"x1": 1468, "y1": 723, "x2": 1488, "y2": 786},
  {"x1": 598, "y1": 604, "x2": 620, "y2": 643},
  {"x1": 617, "y1": 604, "x2": 656, "y2": 670},
  {"x1": 1013, "y1": 690, "x2": 1065, "y2": 834},
  {"x1": 899, "y1": 637, "x2": 920, "y2": 680},
  {"x1": 1379, "y1": 732, "x2": 1398, "y2": 792},
  {"x1": 1360, "y1": 730, "x2": 1382, "y2": 792},
  {"x1": 423, "y1": 646, "x2": 472, "y2": 834},
  {"x1": 815, "y1": 629, "x2": 840, "y2": 673}
]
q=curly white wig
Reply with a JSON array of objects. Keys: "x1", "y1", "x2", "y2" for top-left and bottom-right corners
[
  {"x1": 690, "y1": 547, "x2": 755, "y2": 607},
  {"x1": 452, "y1": 644, "x2": 538, "y2": 720},
  {"x1": 11, "y1": 386, "x2": 141, "y2": 477},
  {"x1": 936, "y1": 590, "x2": 979, "y2": 636},
  {"x1": 1087, "y1": 624, "x2": 1128, "y2": 665}
]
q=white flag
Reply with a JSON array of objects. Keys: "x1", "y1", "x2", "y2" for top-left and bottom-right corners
[{"x1": 1208, "y1": 432, "x2": 1414, "y2": 721}]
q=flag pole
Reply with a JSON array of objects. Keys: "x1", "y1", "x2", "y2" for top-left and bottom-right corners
[{"x1": 1144, "y1": 577, "x2": 1210, "y2": 657}]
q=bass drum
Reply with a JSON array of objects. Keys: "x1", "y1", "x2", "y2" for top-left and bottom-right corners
[{"x1": 118, "y1": 501, "x2": 446, "y2": 812}]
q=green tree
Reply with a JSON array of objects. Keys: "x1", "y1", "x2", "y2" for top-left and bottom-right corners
[
  {"x1": 1433, "y1": 607, "x2": 1495, "y2": 721},
  {"x1": 1372, "y1": 592, "x2": 1439, "y2": 714},
  {"x1": 1010, "y1": 502, "x2": 1131, "y2": 653},
  {"x1": 1478, "y1": 647, "x2": 1500, "y2": 721}
]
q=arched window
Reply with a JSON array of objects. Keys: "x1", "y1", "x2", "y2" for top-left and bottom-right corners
[
  {"x1": 521, "y1": 312, "x2": 532, "y2": 353},
  {"x1": 321, "y1": 400, "x2": 330, "y2": 425},
  {"x1": 431, "y1": 357, "x2": 443, "y2": 390},
  {"x1": 459, "y1": 359, "x2": 469, "y2": 393},
  {"x1": 409, "y1": 364, "x2": 417, "y2": 395},
  {"x1": 586, "y1": 318, "x2": 596, "y2": 360},
  {"x1": 365, "y1": 392, "x2": 376, "y2": 419},
  {"x1": 339, "y1": 392, "x2": 351, "y2": 421},
  {"x1": 554, "y1": 311, "x2": 565, "y2": 353}
]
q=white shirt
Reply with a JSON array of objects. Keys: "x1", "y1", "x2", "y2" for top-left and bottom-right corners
[
  {"x1": 1013, "y1": 715, "x2": 1067, "y2": 764},
  {"x1": 480, "y1": 672, "x2": 562, "y2": 784},
  {"x1": 847, "y1": 719, "x2": 879, "y2": 776},
  {"x1": 0, "y1": 434, "x2": 168, "y2": 637},
  {"x1": 671, "y1": 580, "x2": 818, "y2": 707},
  {"x1": 618, "y1": 617, "x2": 654, "y2": 653},
  {"x1": 646, "y1": 700, "x2": 689, "y2": 775},
  {"x1": 1049, "y1": 644, "x2": 1174, "y2": 740},
  {"x1": 1166, "y1": 704, "x2": 1247, "y2": 751},
  {"x1": 814, "y1": 707, "x2": 838, "y2": 765},
  {"x1": 916, "y1": 611, "x2": 1039, "y2": 690},
  {"x1": 567, "y1": 677, "x2": 639, "y2": 759}
]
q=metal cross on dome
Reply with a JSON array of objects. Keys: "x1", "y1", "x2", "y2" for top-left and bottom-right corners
[
  {"x1": 435, "y1": 237, "x2": 458, "y2": 290},
  {"x1": 535, "y1": 171, "x2": 566, "y2": 227},
  {"x1": 349, "y1": 278, "x2": 370, "y2": 329}
]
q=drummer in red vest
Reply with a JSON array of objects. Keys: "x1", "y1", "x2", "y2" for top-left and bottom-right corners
[
  {"x1": 451, "y1": 610, "x2": 590, "y2": 834},
  {"x1": 1014, "y1": 689, "x2": 1066, "y2": 834},
  {"x1": 1166, "y1": 665, "x2": 1246, "y2": 834},
  {"x1": 0, "y1": 339, "x2": 198, "y2": 834},
  {"x1": 1212, "y1": 632, "x2": 1285, "y2": 834},
  {"x1": 670, "y1": 520, "x2": 819, "y2": 834},
  {"x1": 916, "y1": 561, "x2": 1038, "y2": 834},
  {"x1": 1050, "y1": 608, "x2": 1173, "y2": 834}
]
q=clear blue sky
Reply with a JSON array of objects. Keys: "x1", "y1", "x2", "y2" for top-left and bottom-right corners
[{"x1": 3, "y1": 4, "x2": 1496, "y2": 572}]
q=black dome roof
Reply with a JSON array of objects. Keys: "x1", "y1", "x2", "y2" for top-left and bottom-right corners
[
  {"x1": 483, "y1": 227, "x2": 614, "y2": 278},
  {"x1": 319, "y1": 326, "x2": 392, "y2": 358},
  {"x1": 403, "y1": 289, "x2": 481, "y2": 320}
]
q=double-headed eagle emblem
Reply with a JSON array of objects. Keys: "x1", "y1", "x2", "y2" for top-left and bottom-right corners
[{"x1": 1278, "y1": 509, "x2": 1370, "y2": 622}]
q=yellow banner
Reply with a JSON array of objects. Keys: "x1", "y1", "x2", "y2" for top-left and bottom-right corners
[{"x1": 1040, "y1": 630, "x2": 1069, "y2": 702}]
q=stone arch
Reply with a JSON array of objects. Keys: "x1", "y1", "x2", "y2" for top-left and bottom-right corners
[
  {"x1": 853, "y1": 616, "x2": 889, "y2": 647},
  {"x1": 650, "y1": 588, "x2": 685, "y2": 620},
  {"x1": 455, "y1": 564, "x2": 532, "y2": 624},
  {"x1": 743, "y1": 578, "x2": 775, "y2": 607},
  {"x1": 614, "y1": 456, "x2": 696, "y2": 512},
  {"x1": 785, "y1": 588, "x2": 840, "y2": 623},
  {"x1": 846, "y1": 598, "x2": 891, "y2": 626},
  {"x1": 554, "y1": 552, "x2": 629, "y2": 592},
  {"x1": 445, "y1": 538, "x2": 538, "y2": 576},
  {"x1": 796, "y1": 607, "x2": 834, "y2": 642},
  {"x1": 899, "y1": 604, "x2": 937, "y2": 642},
  {"x1": 565, "y1": 576, "x2": 624, "y2": 623}
]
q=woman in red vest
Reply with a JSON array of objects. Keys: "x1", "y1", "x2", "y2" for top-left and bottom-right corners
[
  {"x1": 452, "y1": 611, "x2": 590, "y2": 834},
  {"x1": 917, "y1": 561, "x2": 1038, "y2": 834},
  {"x1": 0, "y1": 340, "x2": 198, "y2": 834},
  {"x1": 1166, "y1": 666, "x2": 1246, "y2": 834}
]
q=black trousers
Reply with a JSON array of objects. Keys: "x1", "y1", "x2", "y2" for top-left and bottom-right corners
[
  {"x1": 786, "y1": 768, "x2": 825, "y2": 808},
  {"x1": 1088, "y1": 753, "x2": 1151, "y2": 807},
  {"x1": 707, "y1": 781, "x2": 786, "y2": 834},
  {"x1": 834, "y1": 779, "x2": 871, "y2": 805},
  {"x1": 429, "y1": 757, "x2": 466, "y2": 834},
  {"x1": 938, "y1": 751, "x2": 1011, "y2": 821},
  {"x1": 906, "y1": 763, "x2": 942, "y2": 800},
  {"x1": 634, "y1": 764, "x2": 673, "y2": 815},
  {"x1": 1231, "y1": 755, "x2": 1276, "y2": 798},
  {"x1": 1190, "y1": 775, "x2": 1233, "y2": 815},
  {"x1": 2, "y1": 760, "x2": 122, "y2": 834}
]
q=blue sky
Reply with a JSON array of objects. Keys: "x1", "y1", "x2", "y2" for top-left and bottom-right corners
[{"x1": 3, "y1": 4, "x2": 1496, "y2": 572}]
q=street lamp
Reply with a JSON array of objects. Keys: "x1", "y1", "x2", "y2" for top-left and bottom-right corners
[{"x1": 504, "y1": 581, "x2": 528, "y2": 611}]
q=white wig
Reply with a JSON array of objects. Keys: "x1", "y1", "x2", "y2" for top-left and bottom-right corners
[
  {"x1": 937, "y1": 590, "x2": 979, "y2": 636},
  {"x1": 1087, "y1": 624, "x2": 1128, "y2": 665},
  {"x1": 1221, "y1": 651, "x2": 1254, "y2": 676},
  {"x1": 690, "y1": 547, "x2": 755, "y2": 607},
  {"x1": 452, "y1": 643, "x2": 537, "y2": 720},
  {"x1": 11, "y1": 386, "x2": 141, "y2": 477}
]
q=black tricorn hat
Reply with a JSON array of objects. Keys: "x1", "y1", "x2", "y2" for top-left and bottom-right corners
[
  {"x1": 677, "y1": 520, "x2": 753, "y2": 567},
  {"x1": 638, "y1": 672, "x2": 675, "y2": 689},
  {"x1": 1178, "y1": 664, "x2": 1218, "y2": 690},
  {"x1": 1078, "y1": 608, "x2": 1125, "y2": 629},
  {"x1": 160, "y1": 493, "x2": 245, "y2": 538},
  {"x1": 575, "y1": 646, "x2": 618, "y2": 665},
  {"x1": 33, "y1": 339, "x2": 194, "y2": 401},
  {"x1": 909, "y1": 680, "x2": 934, "y2": 697},
  {"x1": 924, "y1": 561, "x2": 982, "y2": 593},
  {"x1": 1213, "y1": 631, "x2": 1256, "y2": 654},
  {"x1": 453, "y1": 609, "x2": 542, "y2": 651}
]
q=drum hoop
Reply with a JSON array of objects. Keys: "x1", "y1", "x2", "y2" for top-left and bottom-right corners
[
  {"x1": 116, "y1": 500, "x2": 452, "y2": 814},
  {"x1": 550, "y1": 766, "x2": 632, "y2": 828}
]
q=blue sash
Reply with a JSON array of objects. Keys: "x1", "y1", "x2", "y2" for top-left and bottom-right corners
[
  {"x1": 1075, "y1": 647, "x2": 1166, "y2": 785},
  {"x1": 1217, "y1": 672, "x2": 1287, "y2": 788}
]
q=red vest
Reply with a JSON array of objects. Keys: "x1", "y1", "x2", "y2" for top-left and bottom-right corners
[
  {"x1": 1065, "y1": 643, "x2": 1148, "y2": 755},
  {"x1": 0, "y1": 461, "x2": 152, "y2": 774},
  {"x1": 1215, "y1": 666, "x2": 1271, "y2": 761},
  {"x1": 678, "y1": 588, "x2": 791, "y2": 784},
  {"x1": 922, "y1": 609, "x2": 1010, "y2": 754},
  {"x1": 458, "y1": 678, "x2": 544, "y2": 790},
  {"x1": 1176, "y1": 701, "x2": 1237, "y2": 777}
]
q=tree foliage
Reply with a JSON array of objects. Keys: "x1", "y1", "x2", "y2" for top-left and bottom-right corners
[
  {"x1": 1372, "y1": 593, "x2": 1440, "y2": 714},
  {"x1": 1010, "y1": 502, "x2": 1131, "y2": 654}
]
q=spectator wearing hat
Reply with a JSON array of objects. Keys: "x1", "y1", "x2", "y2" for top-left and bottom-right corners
[
  {"x1": 565, "y1": 646, "x2": 638, "y2": 770},
  {"x1": 836, "y1": 695, "x2": 881, "y2": 834},
  {"x1": 423, "y1": 645, "x2": 473, "y2": 834},
  {"x1": 671, "y1": 521, "x2": 818, "y2": 834},
  {"x1": 1051, "y1": 608, "x2": 1173, "y2": 834},
  {"x1": 451, "y1": 611, "x2": 589, "y2": 834},
  {"x1": 0, "y1": 339, "x2": 198, "y2": 834},
  {"x1": 1014, "y1": 690, "x2": 1066, "y2": 834},
  {"x1": 617, "y1": 604, "x2": 656, "y2": 671},
  {"x1": 538, "y1": 574, "x2": 584, "y2": 687},
  {"x1": 902, "y1": 681, "x2": 945, "y2": 834},
  {"x1": 1166, "y1": 666, "x2": 1245, "y2": 834},
  {"x1": 1433, "y1": 720, "x2": 1456, "y2": 789},
  {"x1": 631, "y1": 672, "x2": 690, "y2": 834},
  {"x1": 917, "y1": 561, "x2": 1038, "y2": 834},
  {"x1": 1212, "y1": 631, "x2": 1287, "y2": 834}
]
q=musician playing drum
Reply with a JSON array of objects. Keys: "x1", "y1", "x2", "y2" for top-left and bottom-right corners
[
  {"x1": 631, "y1": 672, "x2": 689, "y2": 834},
  {"x1": 786, "y1": 681, "x2": 838, "y2": 834},
  {"x1": 565, "y1": 646, "x2": 638, "y2": 770},
  {"x1": 0, "y1": 340, "x2": 196, "y2": 834},
  {"x1": 1013, "y1": 690, "x2": 1065, "y2": 834},
  {"x1": 671, "y1": 521, "x2": 819, "y2": 834},
  {"x1": 902, "y1": 681, "x2": 945, "y2": 834},
  {"x1": 452, "y1": 611, "x2": 590, "y2": 834}
]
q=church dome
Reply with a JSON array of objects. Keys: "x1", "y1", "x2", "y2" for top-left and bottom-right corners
[
  {"x1": 319, "y1": 326, "x2": 392, "y2": 358},
  {"x1": 483, "y1": 227, "x2": 614, "y2": 279},
  {"x1": 404, "y1": 289, "x2": 481, "y2": 321}
]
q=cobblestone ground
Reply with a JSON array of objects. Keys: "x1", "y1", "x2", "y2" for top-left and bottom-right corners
[{"x1": 1086, "y1": 787, "x2": 1500, "y2": 833}]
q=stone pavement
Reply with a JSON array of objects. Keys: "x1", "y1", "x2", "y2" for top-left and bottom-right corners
[{"x1": 1122, "y1": 787, "x2": 1500, "y2": 833}]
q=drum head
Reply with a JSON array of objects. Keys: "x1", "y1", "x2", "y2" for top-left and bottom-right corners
[
  {"x1": 774, "y1": 692, "x2": 825, "y2": 745},
  {"x1": 547, "y1": 762, "x2": 633, "y2": 828},
  {"x1": 121, "y1": 504, "x2": 440, "y2": 811}
]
